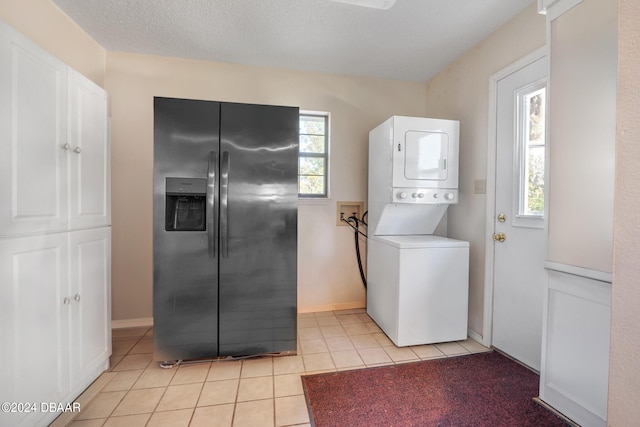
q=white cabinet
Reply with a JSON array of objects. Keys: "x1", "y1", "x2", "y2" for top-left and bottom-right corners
[
  {"x1": 0, "y1": 23, "x2": 110, "y2": 237},
  {"x1": 68, "y1": 69, "x2": 110, "y2": 230},
  {"x1": 0, "y1": 228, "x2": 111, "y2": 427},
  {"x1": 0, "y1": 23, "x2": 69, "y2": 236},
  {"x1": 0, "y1": 233, "x2": 69, "y2": 427},
  {"x1": 68, "y1": 228, "x2": 112, "y2": 390},
  {"x1": 0, "y1": 20, "x2": 111, "y2": 427}
]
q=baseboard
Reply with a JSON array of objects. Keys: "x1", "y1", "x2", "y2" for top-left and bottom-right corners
[
  {"x1": 467, "y1": 328, "x2": 484, "y2": 345},
  {"x1": 111, "y1": 307, "x2": 371, "y2": 327},
  {"x1": 50, "y1": 371, "x2": 116, "y2": 427},
  {"x1": 111, "y1": 317, "x2": 154, "y2": 329},
  {"x1": 533, "y1": 397, "x2": 580, "y2": 427},
  {"x1": 298, "y1": 301, "x2": 365, "y2": 314}
]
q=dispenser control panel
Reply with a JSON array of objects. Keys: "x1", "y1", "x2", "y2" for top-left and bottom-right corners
[{"x1": 393, "y1": 188, "x2": 457, "y2": 204}]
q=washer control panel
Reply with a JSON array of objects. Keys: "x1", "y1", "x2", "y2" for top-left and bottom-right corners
[{"x1": 394, "y1": 188, "x2": 458, "y2": 204}]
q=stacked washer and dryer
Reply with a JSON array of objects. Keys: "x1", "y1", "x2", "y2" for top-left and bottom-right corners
[{"x1": 367, "y1": 116, "x2": 469, "y2": 347}]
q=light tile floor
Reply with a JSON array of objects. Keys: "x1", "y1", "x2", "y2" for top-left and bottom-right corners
[{"x1": 67, "y1": 309, "x2": 489, "y2": 427}]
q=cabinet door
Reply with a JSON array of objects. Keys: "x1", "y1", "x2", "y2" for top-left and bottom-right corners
[
  {"x1": 68, "y1": 227, "x2": 111, "y2": 387},
  {"x1": 68, "y1": 69, "x2": 110, "y2": 229},
  {"x1": 0, "y1": 22, "x2": 69, "y2": 237},
  {"x1": 0, "y1": 234, "x2": 70, "y2": 427}
]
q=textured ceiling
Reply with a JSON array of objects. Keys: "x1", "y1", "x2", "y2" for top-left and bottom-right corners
[{"x1": 52, "y1": 0, "x2": 532, "y2": 82}]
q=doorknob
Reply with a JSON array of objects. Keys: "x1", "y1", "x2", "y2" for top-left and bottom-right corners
[
  {"x1": 497, "y1": 213, "x2": 506, "y2": 222},
  {"x1": 493, "y1": 232, "x2": 506, "y2": 242}
]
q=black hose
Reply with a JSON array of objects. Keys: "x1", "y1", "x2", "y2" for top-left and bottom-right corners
[{"x1": 346, "y1": 212, "x2": 367, "y2": 289}]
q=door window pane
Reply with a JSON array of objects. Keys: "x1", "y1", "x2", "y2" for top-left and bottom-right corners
[{"x1": 518, "y1": 86, "x2": 546, "y2": 217}]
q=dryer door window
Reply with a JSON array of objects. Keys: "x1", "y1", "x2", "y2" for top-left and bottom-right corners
[{"x1": 404, "y1": 130, "x2": 449, "y2": 181}]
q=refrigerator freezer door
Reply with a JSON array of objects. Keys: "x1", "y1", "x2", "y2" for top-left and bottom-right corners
[
  {"x1": 153, "y1": 97, "x2": 220, "y2": 361},
  {"x1": 218, "y1": 103, "x2": 298, "y2": 356}
]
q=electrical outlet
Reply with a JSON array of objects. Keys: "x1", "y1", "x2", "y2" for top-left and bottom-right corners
[{"x1": 336, "y1": 201, "x2": 364, "y2": 226}]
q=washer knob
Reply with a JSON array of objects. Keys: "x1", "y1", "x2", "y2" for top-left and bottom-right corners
[
  {"x1": 417, "y1": 193, "x2": 424, "y2": 198},
  {"x1": 411, "y1": 193, "x2": 418, "y2": 198},
  {"x1": 445, "y1": 192, "x2": 455, "y2": 200},
  {"x1": 433, "y1": 193, "x2": 439, "y2": 199},
  {"x1": 397, "y1": 192, "x2": 407, "y2": 199}
]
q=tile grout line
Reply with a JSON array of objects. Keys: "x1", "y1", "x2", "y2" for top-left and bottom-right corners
[{"x1": 76, "y1": 312, "x2": 489, "y2": 426}]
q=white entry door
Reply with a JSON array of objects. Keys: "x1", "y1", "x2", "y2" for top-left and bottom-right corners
[{"x1": 492, "y1": 53, "x2": 547, "y2": 371}]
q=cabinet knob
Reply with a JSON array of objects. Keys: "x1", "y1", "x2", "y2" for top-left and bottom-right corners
[
  {"x1": 74, "y1": 293, "x2": 81, "y2": 302},
  {"x1": 63, "y1": 297, "x2": 71, "y2": 305},
  {"x1": 62, "y1": 143, "x2": 71, "y2": 151},
  {"x1": 73, "y1": 146, "x2": 82, "y2": 154}
]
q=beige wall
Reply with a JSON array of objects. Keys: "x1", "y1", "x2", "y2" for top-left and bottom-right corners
[
  {"x1": 0, "y1": 0, "x2": 105, "y2": 85},
  {"x1": 423, "y1": 2, "x2": 546, "y2": 335},
  {"x1": 106, "y1": 52, "x2": 426, "y2": 321},
  {"x1": 609, "y1": 0, "x2": 640, "y2": 422},
  {"x1": 547, "y1": 0, "x2": 616, "y2": 272},
  {"x1": 6, "y1": 3, "x2": 640, "y2": 422}
]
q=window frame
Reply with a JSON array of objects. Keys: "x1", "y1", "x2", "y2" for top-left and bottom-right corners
[
  {"x1": 513, "y1": 80, "x2": 547, "y2": 229},
  {"x1": 298, "y1": 111, "x2": 330, "y2": 198}
]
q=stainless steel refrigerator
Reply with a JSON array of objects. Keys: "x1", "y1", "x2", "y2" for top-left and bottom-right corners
[{"x1": 153, "y1": 97, "x2": 298, "y2": 363}]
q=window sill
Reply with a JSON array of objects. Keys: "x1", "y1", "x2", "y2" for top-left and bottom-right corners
[{"x1": 298, "y1": 198, "x2": 331, "y2": 206}]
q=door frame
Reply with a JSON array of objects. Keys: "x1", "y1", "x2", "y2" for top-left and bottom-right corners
[{"x1": 482, "y1": 46, "x2": 548, "y2": 347}]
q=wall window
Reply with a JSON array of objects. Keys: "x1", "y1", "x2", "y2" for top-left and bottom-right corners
[{"x1": 299, "y1": 112, "x2": 329, "y2": 198}]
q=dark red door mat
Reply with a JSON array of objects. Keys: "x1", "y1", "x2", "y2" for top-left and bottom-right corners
[{"x1": 302, "y1": 351, "x2": 568, "y2": 427}]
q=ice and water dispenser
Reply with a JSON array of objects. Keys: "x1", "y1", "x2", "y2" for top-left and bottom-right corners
[{"x1": 164, "y1": 177, "x2": 207, "y2": 231}]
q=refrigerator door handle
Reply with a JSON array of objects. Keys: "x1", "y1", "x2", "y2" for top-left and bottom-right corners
[
  {"x1": 221, "y1": 151, "x2": 230, "y2": 258},
  {"x1": 207, "y1": 151, "x2": 217, "y2": 258}
]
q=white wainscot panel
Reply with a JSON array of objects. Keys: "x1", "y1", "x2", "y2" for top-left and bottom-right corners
[{"x1": 540, "y1": 268, "x2": 611, "y2": 427}]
